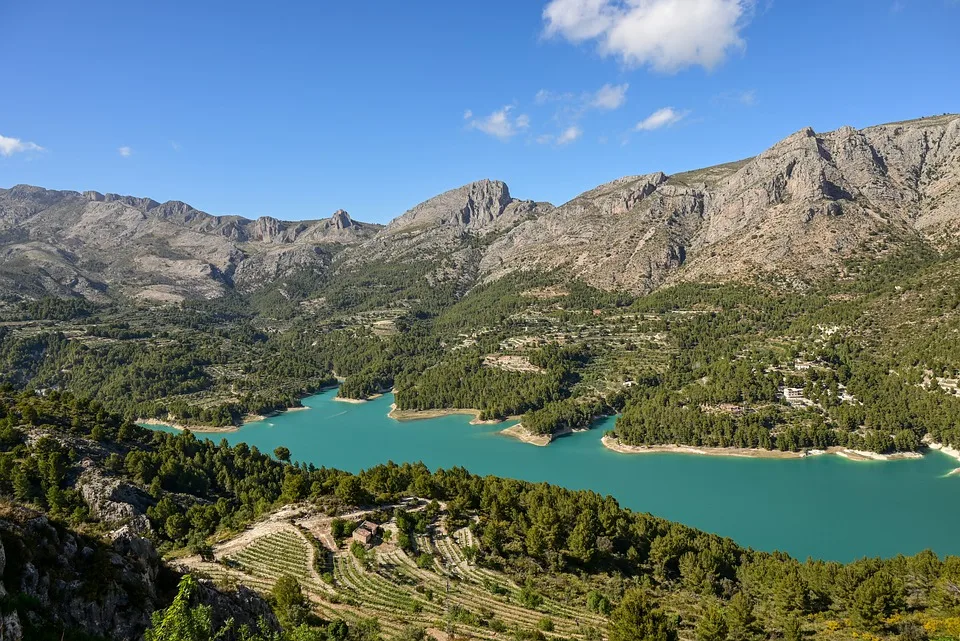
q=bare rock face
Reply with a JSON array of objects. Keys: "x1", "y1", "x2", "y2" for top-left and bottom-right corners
[
  {"x1": 195, "y1": 580, "x2": 281, "y2": 635},
  {"x1": 250, "y1": 216, "x2": 287, "y2": 243},
  {"x1": 480, "y1": 172, "x2": 703, "y2": 292},
  {"x1": 480, "y1": 114, "x2": 960, "y2": 292},
  {"x1": 384, "y1": 179, "x2": 517, "y2": 233},
  {"x1": 0, "y1": 509, "x2": 160, "y2": 640},
  {"x1": 0, "y1": 613, "x2": 22, "y2": 641},
  {"x1": 330, "y1": 209, "x2": 353, "y2": 229},
  {"x1": 0, "y1": 506, "x2": 280, "y2": 641},
  {"x1": 77, "y1": 462, "x2": 154, "y2": 535},
  {"x1": 1, "y1": 114, "x2": 958, "y2": 300},
  {"x1": 340, "y1": 179, "x2": 554, "y2": 287},
  {"x1": 0, "y1": 188, "x2": 381, "y2": 301}
]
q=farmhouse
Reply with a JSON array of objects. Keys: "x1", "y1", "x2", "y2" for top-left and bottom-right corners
[
  {"x1": 352, "y1": 520, "x2": 381, "y2": 546},
  {"x1": 782, "y1": 387, "x2": 804, "y2": 400}
]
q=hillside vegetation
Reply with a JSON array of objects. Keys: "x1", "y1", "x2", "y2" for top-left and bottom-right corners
[{"x1": 0, "y1": 392, "x2": 958, "y2": 640}]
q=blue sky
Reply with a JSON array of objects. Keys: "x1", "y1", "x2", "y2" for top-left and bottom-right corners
[{"x1": 1, "y1": 1, "x2": 958, "y2": 222}]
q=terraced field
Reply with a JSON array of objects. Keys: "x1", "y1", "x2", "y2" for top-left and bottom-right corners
[
  {"x1": 225, "y1": 530, "x2": 318, "y2": 586},
  {"x1": 184, "y1": 513, "x2": 607, "y2": 640}
]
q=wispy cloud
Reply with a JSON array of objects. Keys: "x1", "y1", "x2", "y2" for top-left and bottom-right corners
[
  {"x1": 712, "y1": 89, "x2": 757, "y2": 106},
  {"x1": 589, "y1": 83, "x2": 629, "y2": 110},
  {"x1": 466, "y1": 106, "x2": 530, "y2": 141},
  {"x1": 535, "y1": 89, "x2": 575, "y2": 105},
  {"x1": 118, "y1": 146, "x2": 132, "y2": 157},
  {"x1": 171, "y1": 141, "x2": 182, "y2": 151},
  {"x1": 737, "y1": 89, "x2": 756, "y2": 106},
  {"x1": 557, "y1": 125, "x2": 582, "y2": 145},
  {"x1": 543, "y1": 0, "x2": 754, "y2": 72},
  {"x1": 536, "y1": 83, "x2": 629, "y2": 112},
  {"x1": 0, "y1": 134, "x2": 44, "y2": 157},
  {"x1": 536, "y1": 125, "x2": 583, "y2": 146},
  {"x1": 635, "y1": 107, "x2": 688, "y2": 131},
  {"x1": 466, "y1": 82, "x2": 626, "y2": 145}
]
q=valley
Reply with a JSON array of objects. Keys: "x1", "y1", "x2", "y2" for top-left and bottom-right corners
[
  {"x1": 2, "y1": 114, "x2": 960, "y2": 640},
  {"x1": 147, "y1": 389, "x2": 960, "y2": 562}
]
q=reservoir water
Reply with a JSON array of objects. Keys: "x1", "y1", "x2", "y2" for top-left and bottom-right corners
[{"x1": 149, "y1": 388, "x2": 960, "y2": 562}]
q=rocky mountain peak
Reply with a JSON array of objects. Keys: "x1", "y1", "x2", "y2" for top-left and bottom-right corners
[
  {"x1": 251, "y1": 216, "x2": 285, "y2": 242},
  {"x1": 385, "y1": 179, "x2": 519, "y2": 233},
  {"x1": 330, "y1": 209, "x2": 353, "y2": 229}
]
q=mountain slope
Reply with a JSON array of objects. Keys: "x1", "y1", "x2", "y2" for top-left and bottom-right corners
[
  {"x1": 0, "y1": 186, "x2": 381, "y2": 302},
  {"x1": 2, "y1": 114, "x2": 958, "y2": 303},
  {"x1": 338, "y1": 179, "x2": 553, "y2": 289},
  {"x1": 481, "y1": 114, "x2": 960, "y2": 291}
]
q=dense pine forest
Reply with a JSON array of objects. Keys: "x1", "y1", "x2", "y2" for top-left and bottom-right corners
[
  {"x1": 4, "y1": 247, "x2": 960, "y2": 453},
  {"x1": 0, "y1": 221, "x2": 959, "y2": 641},
  {"x1": 2, "y1": 390, "x2": 959, "y2": 640}
]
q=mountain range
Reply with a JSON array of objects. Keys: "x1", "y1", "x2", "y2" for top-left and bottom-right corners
[{"x1": 2, "y1": 113, "x2": 958, "y2": 302}]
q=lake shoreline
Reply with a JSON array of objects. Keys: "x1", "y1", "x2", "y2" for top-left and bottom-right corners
[
  {"x1": 333, "y1": 393, "x2": 384, "y2": 404},
  {"x1": 137, "y1": 406, "x2": 310, "y2": 433},
  {"x1": 500, "y1": 423, "x2": 593, "y2": 447},
  {"x1": 137, "y1": 389, "x2": 960, "y2": 560},
  {"x1": 925, "y1": 440, "x2": 960, "y2": 474},
  {"x1": 600, "y1": 436, "x2": 927, "y2": 462},
  {"x1": 387, "y1": 403, "x2": 510, "y2": 425},
  {"x1": 500, "y1": 423, "x2": 554, "y2": 447}
]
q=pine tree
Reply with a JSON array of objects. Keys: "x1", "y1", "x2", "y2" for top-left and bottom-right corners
[
  {"x1": 852, "y1": 572, "x2": 904, "y2": 631},
  {"x1": 695, "y1": 601, "x2": 729, "y2": 641},
  {"x1": 272, "y1": 574, "x2": 310, "y2": 629},
  {"x1": 609, "y1": 589, "x2": 677, "y2": 641},
  {"x1": 145, "y1": 575, "x2": 216, "y2": 641},
  {"x1": 774, "y1": 567, "x2": 808, "y2": 620},
  {"x1": 726, "y1": 591, "x2": 757, "y2": 641},
  {"x1": 782, "y1": 616, "x2": 802, "y2": 641}
]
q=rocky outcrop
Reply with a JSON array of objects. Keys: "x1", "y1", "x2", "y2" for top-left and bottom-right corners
[
  {"x1": 339, "y1": 179, "x2": 553, "y2": 286},
  {"x1": 77, "y1": 462, "x2": 154, "y2": 535},
  {"x1": 0, "y1": 508, "x2": 160, "y2": 640},
  {"x1": 0, "y1": 506, "x2": 280, "y2": 641},
  {"x1": 384, "y1": 179, "x2": 520, "y2": 233},
  {"x1": 330, "y1": 209, "x2": 353, "y2": 230},
  {"x1": 195, "y1": 580, "x2": 281, "y2": 635}
]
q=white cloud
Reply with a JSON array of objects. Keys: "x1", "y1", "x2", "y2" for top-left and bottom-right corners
[
  {"x1": 467, "y1": 106, "x2": 530, "y2": 141},
  {"x1": 543, "y1": 0, "x2": 616, "y2": 40},
  {"x1": 118, "y1": 146, "x2": 132, "y2": 157},
  {"x1": 543, "y1": 0, "x2": 753, "y2": 72},
  {"x1": 536, "y1": 125, "x2": 583, "y2": 146},
  {"x1": 535, "y1": 89, "x2": 575, "y2": 104},
  {"x1": 463, "y1": 109, "x2": 473, "y2": 120},
  {"x1": 635, "y1": 107, "x2": 688, "y2": 131},
  {"x1": 557, "y1": 125, "x2": 583, "y2": 145},
  {"x1": 590, "y1": 83, "x2": 628, "y2": 110},
  {"x1": 0, "y1": 134, "x2": 44, "y2": 156}
]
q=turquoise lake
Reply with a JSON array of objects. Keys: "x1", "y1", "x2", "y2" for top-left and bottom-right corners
[{"x1": 149, "y1": 388, "x2": 960, "y2": 562}]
